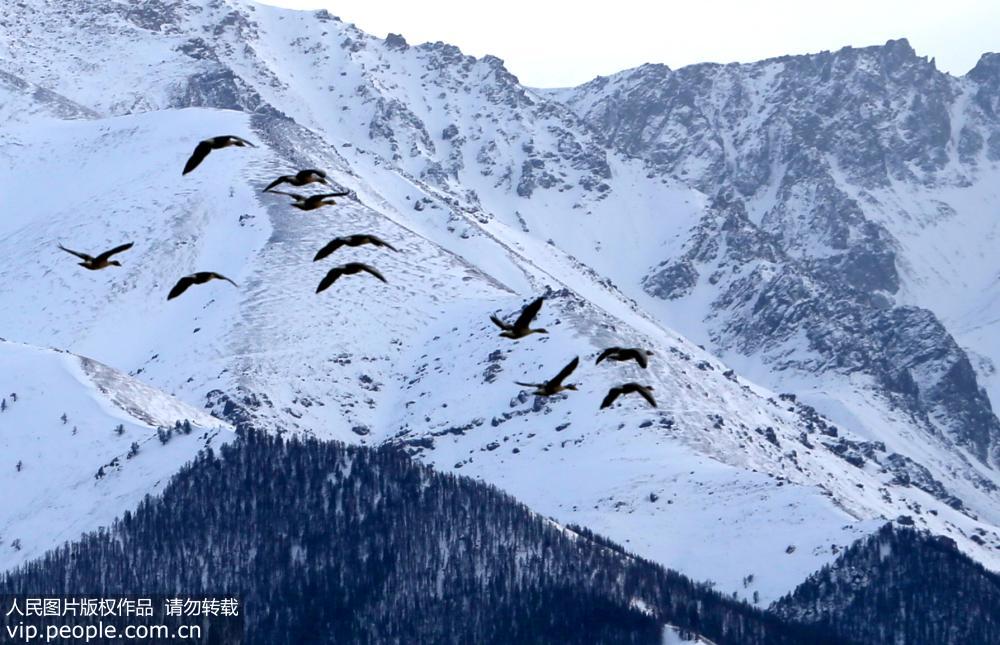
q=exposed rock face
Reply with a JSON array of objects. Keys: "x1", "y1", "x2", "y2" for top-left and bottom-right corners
[{"x1": 557, "y1": 39, "x2": 1000, "y2": 466}]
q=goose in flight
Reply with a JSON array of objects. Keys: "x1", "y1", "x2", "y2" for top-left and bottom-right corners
[
  {"x1": 595, "y1": 347, "x2": 654, "y2": 369},
  {"x1": 491, "y1": 297, "x2": 547, "y2": 339},
  {"x1": 270, "y1": 190, "x2": 351, "y2": 211},
  {"x1": 515, "y1": 357, "x2": 579, "y2": 397},
  {"x1": 316, "y1": 263, "x2": 387, "y2": 293},
  {"x1": 263, "y1": 169, "x2": 331, "y2": 192},
  {"x1": 600, "y1": 383, "x2": 657, "y2": 409},
  {"x1": 167, "y1": 272, "x2": 239, "y2": 300},
  {"x1": 182, "y1": 136, "x2": 255, "y2": 175},
  {"x1": 58, "y1": 242, "x2": 133, "y2": 270},
  {"x1": 313, "y1": 234, "x2": 398, "y2": 262}
]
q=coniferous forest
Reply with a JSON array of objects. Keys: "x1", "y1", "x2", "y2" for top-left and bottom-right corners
[
  {"x1": 2, "y1": 429, "x2": 998, "y2": 644},
  {"x1": 2, "y1": 429, "x2": 832, "y2": 645},
  {"x1": 774, "y1": 523, "x2": 1000, "y2": 644}
]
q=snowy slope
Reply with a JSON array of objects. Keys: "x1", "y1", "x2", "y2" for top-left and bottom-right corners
[
  {"x1": 0, "y1": 340, "x2": 232, "y2": 572},
  {"x1": 553, "y1": 42, "x2": 1000, "y2": 539},
  {"x1": 0, "y1": 99, "x2": 888, "y2": 603},
  {"x1": 2, "y1": 0, "x2": 1000, "y2": 605},
  {"x1": 0, "y1": 70, "x2": 98, "y2": 124}
]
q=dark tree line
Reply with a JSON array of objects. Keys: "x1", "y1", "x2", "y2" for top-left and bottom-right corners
[
  {"x1": 774, "y1": 523, "x2": 1000, "y2": 644},
  {"x1": 8, "y1": 426, "x2": 995, "y2": 644},
  {"x1": 1, "y1": 429, "x2": 835, "y2": 645}
]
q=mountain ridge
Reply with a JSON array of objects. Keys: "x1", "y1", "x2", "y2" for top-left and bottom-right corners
[{"x1": 1, "y1": 0, "x2": 999, "y2": 606}]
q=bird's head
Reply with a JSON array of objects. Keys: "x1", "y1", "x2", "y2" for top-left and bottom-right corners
[
  {"x1": 535, "y1": 328, "x2": 549, "y2": 335},
  {"x1": 645, "y1": 349, "x2": 654, "y2": 356},
  {"x1": 565, "y1": 384, "x2": 578, "y2": 391},
  {"x1": 109, "y1": 261, "x2": 123, "y2": 267}
]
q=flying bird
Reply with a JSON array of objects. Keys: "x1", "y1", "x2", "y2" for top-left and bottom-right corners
[
  {"x1": 600, "y1": 383, "x2": 657, "y2": 409},
  {"x1": 58, "y1": 242, "x2": 134, "y2": 270},
  {"x1": 167, "y1": 272, "x2": 239, "y2": 300},
  {"x1": 270, "y1": 190, "x2": 351, "y2": 211},
  {"x1": 316, "y1": 263, "x2": 387, "y2": 293},
  {"x1": 595, "y1": 347, "x2": 654, "y2": 369},
  {"x1": 313, "y1": 234, "x2": 398, "y2": 262},
  {"x1": 490, "y1": 297, "x2": 548, "y2": 339},
  {"x1": 263, "y1": 169, "x2": 330, "y2": 192},
  {"x1": 515, "y1": 357, "x2": 579, "y2": 397},
  {"x1": 182, "y1": 135, "x2": 255, "y2": 175}
]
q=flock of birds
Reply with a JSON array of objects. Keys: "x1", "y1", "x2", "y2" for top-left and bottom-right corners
[
  {"x1": 59, "y1": 135, "x2": 657, "y2": 411},
  {"x1": 493, "y1": 297, "x2": 657, "y2": 409},
  {"x1": 60, "y1": 135, "x2": 394, "y2": 300}
]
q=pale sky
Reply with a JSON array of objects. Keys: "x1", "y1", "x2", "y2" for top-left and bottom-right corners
[{"x1": 262, "y1": 0, "x2": 1000, "y2": 87}]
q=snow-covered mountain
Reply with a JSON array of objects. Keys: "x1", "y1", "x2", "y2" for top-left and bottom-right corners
[
  {"x1": 2, "y1": 0, "x2": 999, "y2": 605},
  {"x1": 551, "y1": 40, "x2": 1000, "y2": 475},
  {"x1": 0, "y1": 339, "x2": 231, "y2": 572}
]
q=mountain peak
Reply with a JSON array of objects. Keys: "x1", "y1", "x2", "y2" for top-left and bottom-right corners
[
  {"x1": 384, "y1": 32, "x2": 408, "y2": 50},
  {"x1": 882, "y1": 37, "x2": 915, "y2": 54},
  {"x1": 968, "y1": 52, "x2": 1000, "y2": 81}
]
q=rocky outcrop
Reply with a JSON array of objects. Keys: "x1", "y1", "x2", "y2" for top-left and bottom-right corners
[{"x1": 561, "y1": 40, "x2": 1000, "y2": 466}]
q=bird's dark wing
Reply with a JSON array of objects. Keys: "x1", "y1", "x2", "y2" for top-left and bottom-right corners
[
  {"x1": 357, "y1": 264, "x2": 388, "y2": 283},
  {"x1": 188, "y1": 272, "x2": 213, "y2": 285},
  {"x1": 550, "y1": 356, "x2": 580, "y2": 387},
  {"x1": 600, "y1": 388, "x2": 622, "y2": 409},
  {"x1": 230, "y1": 136, "x2": 256, "y2": 147},
  {"x1": 263, "y1": 176, "x2": 290, "y2": 192},
  {"x1": 309, "y1": 192, "x2": 350, "y2": 204},
  {"x1": 316, "y1": 268, "x2": 344, "y2": 293},
  {"x1": 514, "y1": 381, "x2": 541, "y2": 388},
  {"x1": 167, "y1": 276, "x2": 195, "y2": 300},
  {"x1": 621, "y1": 383, "x2": 657, "y2": 407},
  {"x1": 313, "y1": 238, "x2": 345, "y2": 262},
  {"x1": 635, "y1": 385, "x2": 657, "y2": 408},
  {"x1": 94, "y1": 242, "x2": 134, "y2": 263},
  {"x1": 58, "y1": 245, "x2": 93, "y2": 262},
  {"x1": 513, "y1": 297, "x2": 544, "y2": 330},
  {"x1": 182, "y1": 140, "x2": 213, "y2": 175},
  {"x1": 490, "y1": 314, "x2": 511, "y2": 331},
  {"x1": 298, "y1": 168, "x2": 327, "y2": 180},
  {"x1": 595, "y1": 348, "x2": 619, "y2": 365},
  {"x1": 303, "y1": 194, "x2": 332, "y2": 207},
  {"x1": 207, "y1": 272, "x2": 239, "y2": 288},
  {"x1": 368, "y1": 235, "x2": 398, "y2": 251}
]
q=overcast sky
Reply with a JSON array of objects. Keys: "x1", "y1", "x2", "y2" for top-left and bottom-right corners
[{"x1": 262, "y1": 0, "x2": 1000, "y2": 88}]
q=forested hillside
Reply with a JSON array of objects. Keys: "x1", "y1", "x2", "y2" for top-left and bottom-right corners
[
  {"x1": 774, "y1": 524, "x2": 1000, "y2": 644},
  {"x1": 1, "y1": 430, "x2": 831, "y2": 644}
]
